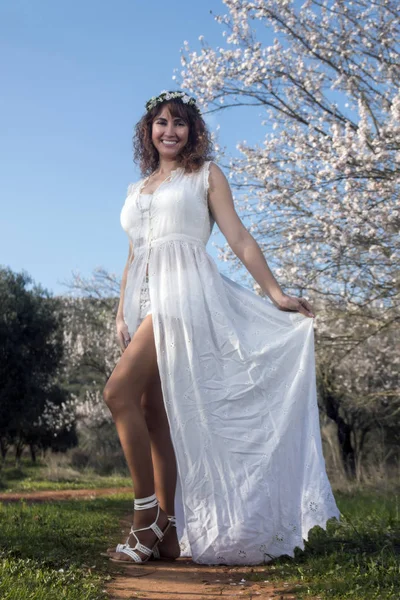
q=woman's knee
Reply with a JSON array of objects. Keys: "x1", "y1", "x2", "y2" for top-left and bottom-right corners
[
  {"x1": 103, "y1": 377, "x2": 135, "y2": 414},
  {"x1": 103, "y1": 379, "x2": 118, "y2": 411}
]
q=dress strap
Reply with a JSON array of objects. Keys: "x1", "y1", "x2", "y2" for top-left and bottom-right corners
[
  {"x1": 202, "y1": 161, "x2": 215, "y2": 229},
  {"x1": 203, "y1": 161, "x2": 213, "y2": 199},
  {"x1": 127, "y1": 181, "x2": 141, "y2": 197}
]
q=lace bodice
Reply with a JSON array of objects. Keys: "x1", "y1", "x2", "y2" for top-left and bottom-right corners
[
  {"x1": 137, "y1": 192, "x2": 153, "y2": 211},
  {"x1": 120, "y1": 163, "x2": 215, "y2": 256}
]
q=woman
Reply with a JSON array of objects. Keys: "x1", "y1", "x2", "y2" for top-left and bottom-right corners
[{"x1": 103, "y1": 90, "x2": 340, "y2": 566}]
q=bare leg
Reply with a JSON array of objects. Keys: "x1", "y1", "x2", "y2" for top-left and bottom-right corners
[
  {"x1": 142, "y1": 371, "x2": 177, "y2": 513},
  {"x1": 142, "y1": 371, "x2": 180, "y2": 558},
  {"x1": 105, "y1": 374, "x2": 180, "y2": 559},
  {"x1": 103, "y1": 314, "x2": 169, "y2": 561}
]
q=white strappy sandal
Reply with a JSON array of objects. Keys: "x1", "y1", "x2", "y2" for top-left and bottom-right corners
[
  {"x1": 104, "y1": 515, "x2": 177, "y2": 560},
  {"x1": 151, "y1": 516, "x2": 177, "y2": 560},
  {"x1": 108, "y1": 493, "x2": 171, "y2": 564}
]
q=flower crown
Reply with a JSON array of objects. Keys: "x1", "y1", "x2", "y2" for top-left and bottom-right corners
[{"x1": 145, "y1": 90, "x2": 201, "y2": 115}]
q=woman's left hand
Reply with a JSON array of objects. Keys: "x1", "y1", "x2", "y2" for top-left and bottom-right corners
[{"x1": 277, "y1": 294, "x2": 315, "y2": 318}]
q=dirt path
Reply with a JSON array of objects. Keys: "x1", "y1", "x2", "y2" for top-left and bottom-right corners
[
  {"x1": 0, "y1": 488, "x2": 301, "y2": 599},
  {"x1": 107, "y1": 559, "x2": 299, "y2": 599},
  {"x1": 0, "y1": 487, "x2": 133, "y2": 503},
  {"x1": 105, "y1": 513, "x2": 301, "y2": 600}
]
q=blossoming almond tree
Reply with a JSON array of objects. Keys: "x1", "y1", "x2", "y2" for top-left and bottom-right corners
[
  {"x1": 175, "y1": 0, "x2": 400, "y2": 476},
  {"x1": 60, "y1": 270, "x2": 122, "y2": 431},
  {"x1": 176, "y1": 0, "x2": 399, "y2": 340}
]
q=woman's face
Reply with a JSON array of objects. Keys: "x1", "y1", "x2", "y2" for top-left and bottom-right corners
[{"x1": 151, "y1": 105, "x2": 189, "y2": 160}]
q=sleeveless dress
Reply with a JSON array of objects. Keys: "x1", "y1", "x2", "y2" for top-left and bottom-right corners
[{"x1": 120, "y1": 160, "x2": 340, "y2": 566}]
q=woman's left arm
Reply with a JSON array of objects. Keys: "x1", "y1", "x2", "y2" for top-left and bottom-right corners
[{"x1": 207, "y1": 162, "x2": 315, "y2": 318}]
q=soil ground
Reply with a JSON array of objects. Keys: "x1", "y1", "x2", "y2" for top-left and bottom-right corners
[
  {"x1": 0, "y1": 487, "x2": 133, "y2": 503},
  {"x1": 107, "y1": 558, "x2": 297, "y2": 599}
]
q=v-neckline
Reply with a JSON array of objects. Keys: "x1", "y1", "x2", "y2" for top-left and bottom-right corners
[{"x1": 138, "y1": 166, "x2": 183, "y2": 196}]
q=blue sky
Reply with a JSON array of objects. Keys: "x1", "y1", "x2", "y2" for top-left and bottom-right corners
[{"x1": 1, "y1": 0, "x2": 269, "y2": 296}]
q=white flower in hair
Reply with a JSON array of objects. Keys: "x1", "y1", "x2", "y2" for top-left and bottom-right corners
[{"x1": 145, "y1": 90, "x2": 201, "y2": 114}]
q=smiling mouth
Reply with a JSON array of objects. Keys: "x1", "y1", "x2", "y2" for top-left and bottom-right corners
[{"x1": 162, "y1": 140, "x2": 178, "y2": 145}]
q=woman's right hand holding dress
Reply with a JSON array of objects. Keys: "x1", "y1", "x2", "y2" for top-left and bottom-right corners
[
  {"x1": 116, "y1": 241, "x2": 134, "y2": 352},
  {"x1": 116, "y1": 315, "x2": 131, "y2": 352}
]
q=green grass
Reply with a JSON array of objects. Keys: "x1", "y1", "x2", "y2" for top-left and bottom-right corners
[
  {"x1": 0, "y1": 457, "x2": 131, "y2": 493},
  {"x1": 0, "y1": 493, "x2": 133, "y2": 600},
  {"x1": 249, "y1": 489, "x2": 400, "y2": 599}
]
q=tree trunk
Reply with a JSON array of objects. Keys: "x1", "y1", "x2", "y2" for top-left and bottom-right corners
[
  {"x1": 318, "y1": 364, "x2": 356, "y2": 479},
  {"x1": 15, "y1": 440, "x2": 24, "y2": 467},
  {"x1": 354, "y1": 426, "x2": 370, "y2": 482},
  {"x1": 29, "y1": 444, "x2": 36, "y2": 463},
  {"x1": 0, "y1": 438, "x2": 8, "y2": 462},
  {"x1": 337, "y1": 420, "x2": 355, "y2": 478},
  {"x1": 321, "y1": 419, "x2": 347, "y2": 482}
]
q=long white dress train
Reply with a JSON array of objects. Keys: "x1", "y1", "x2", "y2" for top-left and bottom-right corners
[{"x1": 120, "y1": 160, "x2": 340, "y2": 565}]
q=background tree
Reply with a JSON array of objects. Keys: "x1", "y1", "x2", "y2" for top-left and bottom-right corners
[
  {"x1": 175, "y1": 0, "x2": 400, "y2": 479},
  {"x1": 59, "y1": 268, "x2": 123, "y2": 468},
  {"x1": 177, "y1": 0, "x2": 399, "y2": 339},
  {"x1": 0, "y1": 266, "x2": 77, "y2": 465}
]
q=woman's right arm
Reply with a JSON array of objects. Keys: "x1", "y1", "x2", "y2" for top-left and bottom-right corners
[{"x1": 116, "y1": 240, "x2": 134, "y2": 351}]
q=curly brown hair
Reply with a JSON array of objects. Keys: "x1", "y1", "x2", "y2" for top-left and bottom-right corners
[{"x1": 132, "y1": 94, "x2": 215, "y2": 177}]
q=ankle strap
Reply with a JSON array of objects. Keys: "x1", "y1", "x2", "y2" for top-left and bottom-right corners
[{"x1": 134, "y1": 492, "x2": 159, "y2": 510}]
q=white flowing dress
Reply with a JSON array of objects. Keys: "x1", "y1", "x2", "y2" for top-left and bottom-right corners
[{"x1": 120, "y1": 160, "x2": 340, "y2": 565}]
